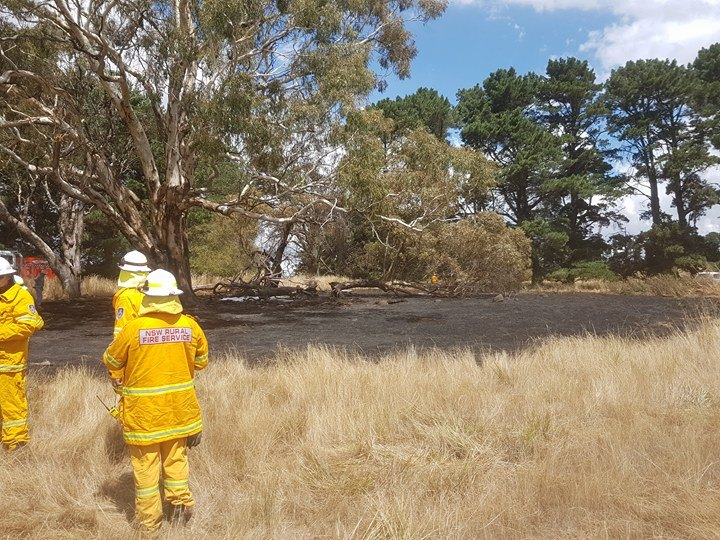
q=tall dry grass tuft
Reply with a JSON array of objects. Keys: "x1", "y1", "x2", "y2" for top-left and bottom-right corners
[
  {"x1": 80, "y1": 275, "x2": 117, "y2": 298},
  {"x1": 43, "y1": 273, "x2": 241, "y2": 300},
  {"x1": 4, "y1": 325, "x2": 720, "y2": 538},
  {"x1": 41, "y1": 275, "x2": 117, "y2": 301},
  {"x1": 534, "y1": 274, "x2": 720, "y2": 297}
]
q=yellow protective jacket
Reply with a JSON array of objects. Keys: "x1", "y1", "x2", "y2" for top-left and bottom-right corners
[
  {"x1": 103, "y1": 312, "x2": 209, "y2": 445},
  {"x1": 0, "y1": 283, "x2": 44, "y2": 372},
  {"x1": 112, "y1": 288, "x2": 145, "y2": 336}
]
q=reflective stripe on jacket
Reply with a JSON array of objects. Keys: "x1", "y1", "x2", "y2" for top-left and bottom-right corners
[
  {"x1": 112, "y1": 288, "x2": 144, "y2": 336},
  {"x1": 103, "y1": 312, "x2": 208, "y2": 445},
  {"x1": 0, "y1": 284, "x2": 44, "y2": 372}
]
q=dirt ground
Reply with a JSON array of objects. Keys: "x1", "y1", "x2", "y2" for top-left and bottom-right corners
[{"x1": 28, "y1": 291, "x2": 717, "y2": 372}]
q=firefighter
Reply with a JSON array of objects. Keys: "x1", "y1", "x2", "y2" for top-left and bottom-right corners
[
  {"x1": 113, "y1": 250, "x2": 151, "y2": 336},
  {"x1": 103, "y1": 269, "x2": 208, "y2": 532},
  {"x1": 0, "y1": 257, "x2": 44, "y2": 451}
]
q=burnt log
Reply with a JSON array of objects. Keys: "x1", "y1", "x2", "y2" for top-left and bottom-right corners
[
  {"x1": 194, "y1": 281, "x2": 317, "y2": 298},
  {"x1": 329, "y1": 279, "x2": 457, "y2": 298}
]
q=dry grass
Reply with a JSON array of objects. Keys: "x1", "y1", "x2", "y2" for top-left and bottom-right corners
[
  {"x1": 39, "y1": 275, "x2": 117, "y2": 302},
  {"x1": 80, "y1": 275, "x2": 118, "y2": 298},
  {"x1": 5, "y1": 321, "x2": 720, "y2": 538},
  {"x1": 284, "y1": 273, "x2": 348, "y2": 292},
  {"x1": 533, "y1": 275, "x2": 720, "y2": 298},
  {"x1": 174, "y1": 273, "x2": 348, "y2": 295},
  {"x1": 42, "y1": 273, "x2": 720, "y2": 302}
]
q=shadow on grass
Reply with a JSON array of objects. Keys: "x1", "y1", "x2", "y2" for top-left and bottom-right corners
[
  {"x1": 104, "y1": 420, "x2": 126, "y2": 465},
  {"x1": 99, "y1": 424, "x2": 135, "y2": 521},
  {"x1": 98, "y1": 470, "x2": 135, "y2": 521}
]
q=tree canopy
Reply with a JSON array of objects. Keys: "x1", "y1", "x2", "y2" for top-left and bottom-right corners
[{"x1": 1, "y1": 12, "x2": 718, "y2": 293}]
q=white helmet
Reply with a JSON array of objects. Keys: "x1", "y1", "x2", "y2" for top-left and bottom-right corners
[
  {"x1": 142, "y1": 269, "x2": 183, "y2": 296},
  {"x1": 119, "y1": 250, "x2": 151, "y2": 273},
  {"x1": 0, "y1": 257, "x2": 16, "y2": 276}
]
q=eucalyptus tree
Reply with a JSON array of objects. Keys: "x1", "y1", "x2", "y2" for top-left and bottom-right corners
[
  {"x1": 308, "y1": 107, "x2": 494, "y2": 280},
  {"x1": 0, "y1": 0, "x2": 445, "y2": 293},
  {"x1": 0, "y1": 27, "x2": 86, "y2": 296},
  {"x1": 0, "y1": 169, "x2": 85, "y2": 297}
]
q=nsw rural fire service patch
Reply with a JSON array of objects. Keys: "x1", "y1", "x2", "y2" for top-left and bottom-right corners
[
  {"x1": 116, "y1": 307, "x2": 124, "y2": 319},
  {"x1": 139, "y1": 327, "x2": 192, "y2": 345}
]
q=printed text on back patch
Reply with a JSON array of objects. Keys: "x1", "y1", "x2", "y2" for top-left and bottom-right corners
[{"x1": 139, "y1": 327, "x2": 192, "y2": 345}]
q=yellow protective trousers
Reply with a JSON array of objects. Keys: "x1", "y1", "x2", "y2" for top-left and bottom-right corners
[
  {"x1": 129, "y1": 437, "x2": 194, "y2": 531},
  {"x1": 0, "y1": 371, "x2": 29, "y2": 450}
]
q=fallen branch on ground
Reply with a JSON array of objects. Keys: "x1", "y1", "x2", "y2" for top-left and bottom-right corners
[
  {"x1": 194, "y1": 282, "x2": 318, "y2": 298},
  {"x1": 328, "y1": 279, "x2": 458, "y2": 298}
]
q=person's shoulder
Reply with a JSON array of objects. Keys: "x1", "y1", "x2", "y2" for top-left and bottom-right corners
[
  {"x1": 16, "y1": 286, "x2": 37, "y2": 304},
  {"x1": 118, "y1": 314, "x2": 145, "y2": 335},
  {"x1": 182, "y1": 313, "x2": 204, "y2": 329},
  {"x1": 182, "y1": 313, "x2": 197, "y2": 324},
  {"x1": 115, "y1": 287, "x2": 143, "y2": 302}
]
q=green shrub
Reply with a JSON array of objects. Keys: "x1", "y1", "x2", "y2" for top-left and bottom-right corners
[
  {"x1": 431, "y1": 213, "x2": 532, "y2": 292},
  {"x1": 548, "y1": 261, "x2": 620, "y2": 283},
  {"x1": 674, "y1": 255, "x2": 709, "y2": 275}
]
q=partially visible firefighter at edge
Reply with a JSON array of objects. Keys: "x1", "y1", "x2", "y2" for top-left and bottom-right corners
[
  {"x1": 103, "y1": 269, "x2": 209, "y2": 533},
  {"x1": 0, "y1": 257, "x2": 44, "y2": 451},
  {"x1": 113, "y1": 250, "x2": 151, "y2": 337}
]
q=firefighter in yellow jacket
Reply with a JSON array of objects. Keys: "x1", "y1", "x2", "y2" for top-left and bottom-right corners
[
  {"x1": 0, "y1": 257, "x2": 44, "y2": 451},
  {"x1": 112, "y1": 250, "x2": 151, "y2": 336},
  {"x1": 103, "y1": 269, "x2": 208, "y2": 531}
]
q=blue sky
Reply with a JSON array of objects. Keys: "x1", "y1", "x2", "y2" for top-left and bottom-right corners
[
  {"x1": 377, "y1": 5, "x2": 617, "y2": 102},
  {"x1": 371, "y1": 0, "x2": 720, "y2": 235}
]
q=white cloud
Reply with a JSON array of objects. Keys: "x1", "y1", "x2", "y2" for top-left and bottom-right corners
[
  {"x1": 454, "y1": 0, "x2": 720, "y2": 71},
  {"x1": 452, "y1": 0, "x2": 605, "y2": 9},
  {"x1": 449, "y1": 0, "x2": 720, "y2": 236},
  {"x1": 606, "y1": 161, "x2": 720, "y2": 237},
  {"x1": 581, "y1": 2, "x2": 720, "y2": 72}
]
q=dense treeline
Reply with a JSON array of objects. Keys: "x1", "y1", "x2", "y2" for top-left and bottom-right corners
[
  {"x1": 0, "y1": 0, "x2": 717, "y2": 296},
  {"x1": 304, "y1": 46, "x2": 720, "y2": 284}
]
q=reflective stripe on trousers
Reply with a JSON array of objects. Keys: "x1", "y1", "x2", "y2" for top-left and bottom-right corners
[
  {"x1": 0, "y1": 371, "x2": 29, "y2": 448},
  {"x1": 0, "y1": 364, "x2": 26, "y2": 373},
  {"x1": 129, "y1": 437, "x2": 194, "y2": 531}
]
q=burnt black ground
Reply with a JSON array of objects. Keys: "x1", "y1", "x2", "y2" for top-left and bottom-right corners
[{"x1": 27, "y1": 292, "x2": 717, "y2": 373}]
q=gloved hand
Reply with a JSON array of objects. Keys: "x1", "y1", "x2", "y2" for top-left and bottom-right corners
[{"x1": 186, "y1": 432, "x2": 202, "y2": 448}]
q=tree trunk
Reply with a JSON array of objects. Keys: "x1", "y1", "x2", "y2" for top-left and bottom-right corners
[
  {"x1": 152, "y1": 186, "x2": 195, "y2": 300},
  {"x1": 644, "y1": 139, "x2": 663, "y2": 226},
  {"x1": 530, "y1": 248, "x2": 542, "y2": 285},
  {"x1": 648, "y1": 168, "x2": 662, "y2": 225},
  {"x1": 0, "y1": 195, "x2": 84, "y2": 299},
  {"x1": 673, "y1": 174, "x2": 687, "y2": 228},
  {"x1": 53, "y1": 265, "x2": 81, "y2": 298},
  {"x1": 271, "y1": 222, "x2": 293, "y2": 278},
  {"x1": 57, "y1": 194, "x2": 84, "y2": 298}
]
